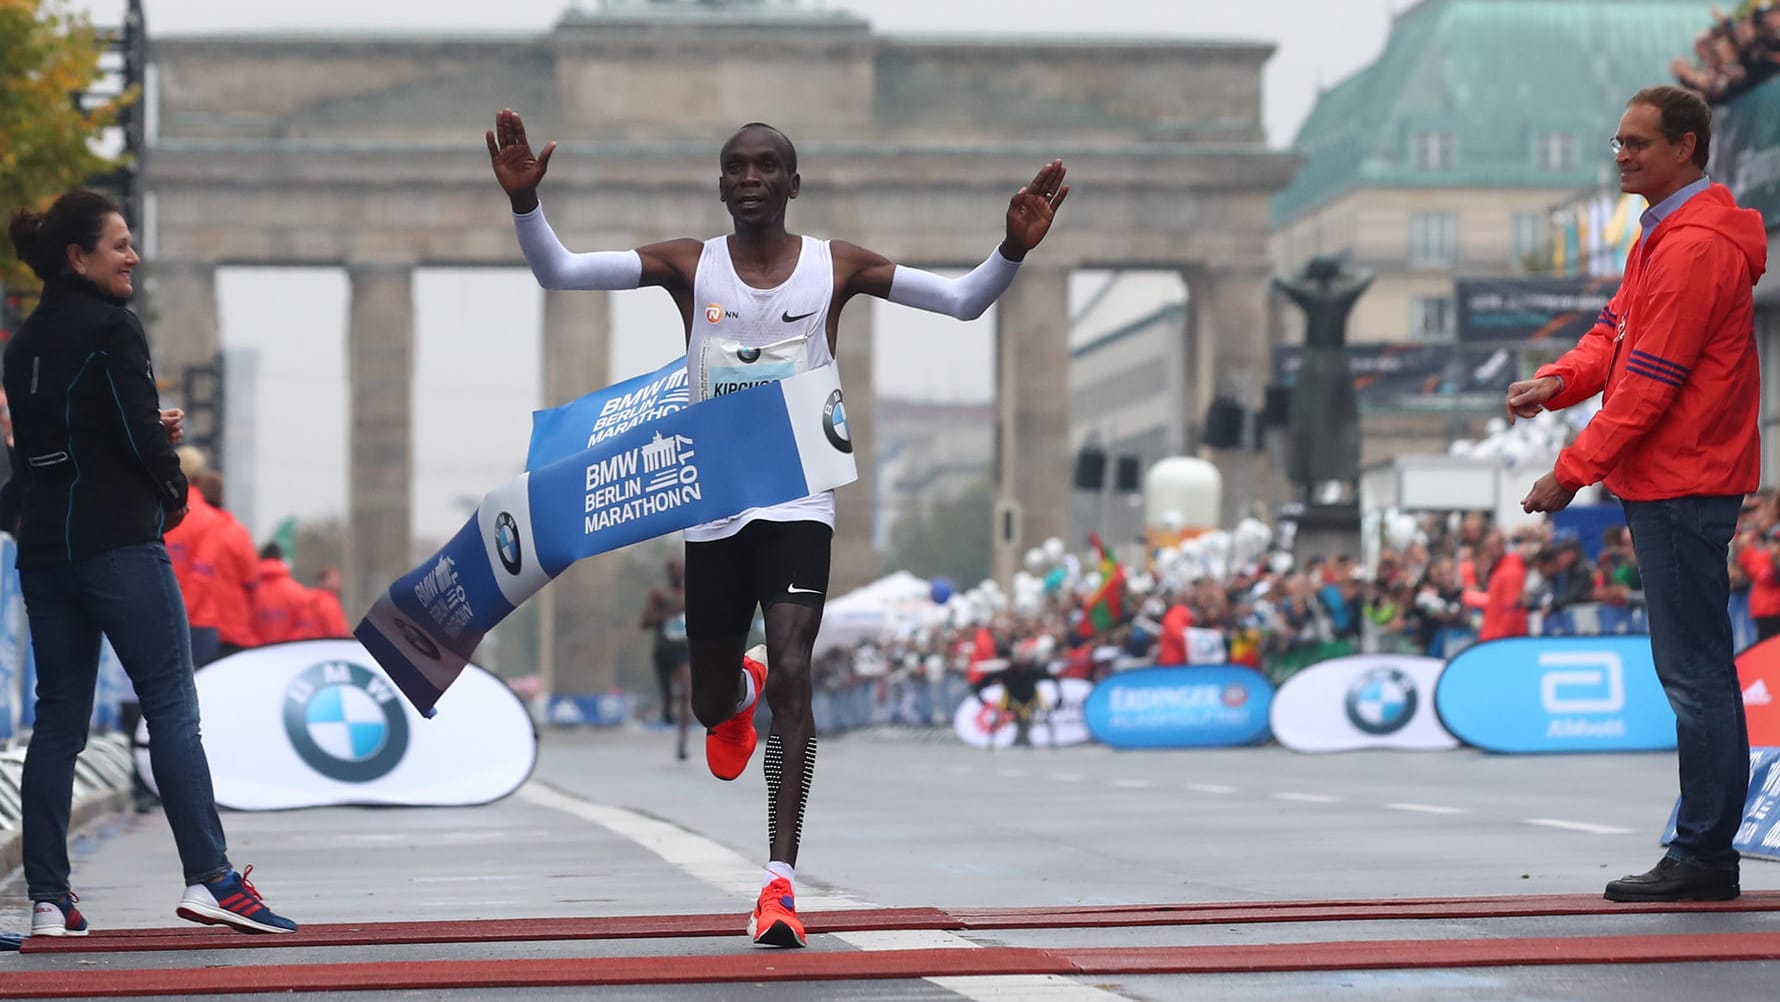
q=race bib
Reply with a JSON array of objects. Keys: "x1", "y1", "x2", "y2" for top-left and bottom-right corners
[{"x1": 702, "y1": 334, "x2": 804, "y2": 399}]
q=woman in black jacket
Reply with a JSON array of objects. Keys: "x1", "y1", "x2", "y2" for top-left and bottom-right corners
[{"x1": 6, "y1": 190, "x2": 296, "y2": 937}]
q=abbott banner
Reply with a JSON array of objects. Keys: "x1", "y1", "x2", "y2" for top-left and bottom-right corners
[
  {"x1": 1084, "y1": 666, "x2": 1273, "y2": 749},
  {"x1": 1435, "y1": 636, "x2": 1676, "y2": 753},
  {"x1": 356, "y1": 361, "x2": 857, "y2": 716},
  {"x1": 136, "y1": 640, "x2": 536, "y2": 810},
  {"x1": 1270, "y1": 655, "x2": 1458, "y2": 753}
]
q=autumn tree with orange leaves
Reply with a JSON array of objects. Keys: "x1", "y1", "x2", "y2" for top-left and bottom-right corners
[{"x1": 1, "y1": 0, "x2": 135, "y2": 295}]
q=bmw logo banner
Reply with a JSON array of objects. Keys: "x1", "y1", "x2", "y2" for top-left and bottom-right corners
[
  {"x1": 134, "y1": 640, "x2": 537, "y2": 810},
  {"x1": 1434, "y1": 636, "x2": 1676, "y2": 754},
  {"x1": 355, "y1": 361, "x2": 857, "y2": 717},
  {"x1": 1269, "y1": 655, "x2": 1458, "y2": 753}
]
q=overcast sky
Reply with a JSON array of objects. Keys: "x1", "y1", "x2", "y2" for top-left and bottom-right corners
[{"x1": 67, "y1": 0, "x2": 1395, "y2": 546}]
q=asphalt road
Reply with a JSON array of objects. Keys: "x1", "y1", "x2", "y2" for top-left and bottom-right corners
[{"x1": 3, "y1": 725, "x2": 1778, "y2": 1000}]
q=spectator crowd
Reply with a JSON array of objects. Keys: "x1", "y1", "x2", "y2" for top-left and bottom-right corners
[
  {"x1": 161, "y1": 447, "x2": 350, "y2": 666},
  {"x1": 800, "y1": 493, "x2": 1780, "y2": 733},
  {"x1": 1670, "y1": 3, "x2": 1780, "y2": 103}
]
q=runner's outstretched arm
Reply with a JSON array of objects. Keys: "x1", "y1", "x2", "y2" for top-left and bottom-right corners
[
  {"x1": 487, "y1": 108, "x2": 697, "y2": 294},
  {"x1": 839, "y1": 159, "x2": 1069, "y2": 319}
]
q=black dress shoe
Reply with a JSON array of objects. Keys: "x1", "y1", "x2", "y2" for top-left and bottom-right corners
[{"x1": 1604, "y1": 856, "x2": 1739, "y2": 902}]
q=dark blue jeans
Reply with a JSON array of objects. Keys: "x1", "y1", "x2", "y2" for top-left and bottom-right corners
[
  {"x1": 20, "y1": 541, "x2": 232, "y2": 899},
  {"x1": 1624, "y1": 495, "x2": 1748, "y2": 871}
]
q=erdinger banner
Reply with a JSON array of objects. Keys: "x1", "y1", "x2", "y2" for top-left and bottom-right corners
[
  {"x1": 1269, "y1": 655, "x2": 1458, "y2": 753},
  {"x1": 1084, "y1": 666, "x2": 1273, "y2": 749},
  {"x1": 1662, "y1": 749, "x2": 1780, "y2": 862},
  {"x1": 1734, "y1": 637, "x2": 1780, "y2": 747},
  {"x1": 357, "y1": 363, "x2": 856, "y2": 716},
  {"x1": 1435, "y1": 636, "x2": 1676, "y2": 753},
  {"x1": 952, "y1": 677, "x2": 1095, "y2": 749},
  {"x1": 135, "y1": 640, "x2": 536, "y2": 809}
]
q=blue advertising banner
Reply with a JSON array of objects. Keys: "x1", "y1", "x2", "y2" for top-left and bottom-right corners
[
  {"x1": 356, "y1": 362, "x2": 856, "y2": 717},
  {"x1": 526, "y1": 356, "x2": 690, "y2": 471},
  {"x1": 0, "y1": 533, "x2": 20, "y2": 742},
  {"x1": 1435, "y1": 636, "x2": 1676, "y2": 753},
  {"x1": 1662, "y1": 749, "x2": 1780, "y2": 862},
  {"x1": 1083, "y1": 666, "x2": 1273, "y2": 749}
]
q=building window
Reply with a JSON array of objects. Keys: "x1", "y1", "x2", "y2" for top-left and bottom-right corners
[
  {"x1": 1410, "y1": 129, "x2": 1457, "y2": 171},
  {"x1": 1511, "y1": 210, "x2": 1548, "y2": 266},
  {"x1": 1532, "y1": 131, "x2": 1579, "y2": 172},
  {"x1": 1409, "y1": 211, "x2": 1459, "y2": 268},
  {"x1": 1411, "y1": 296, "x2": 1454, "y2": 340}
]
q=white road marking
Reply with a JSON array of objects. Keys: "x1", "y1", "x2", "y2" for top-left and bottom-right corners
[
  {"x1": 1050, "y1": 773, "x2": 1083, "y2": 783},
  {"x1": 995, "y1": 768, "x2": 1027, "y2": 778},
  {"x1": 1384, "y1": 802, "x2": 1468, "y2": 815},
  {"x1": 1113, "y1": 779, "x2": 1155, "y2": 789},
  {"x1": 1272, "y1": 792, "x2": 1340, "y2": 804},
  {"x1": 1522, "y1": 818, "x2": 1633, "y2": 835},
  {"x1": 518, "y1": 782, "x2": 1133, "y2": 1001},
  {"x1": 1185, "y1": 783, "x2": 1236, "y2": 794}
]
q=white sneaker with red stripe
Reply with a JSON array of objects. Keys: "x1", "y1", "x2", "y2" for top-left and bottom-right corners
[{"x1": 176, "y1": 865, "x2": 298, "y2": 934}]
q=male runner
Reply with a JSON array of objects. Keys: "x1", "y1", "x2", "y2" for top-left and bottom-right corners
[{"x1": 488, "y1": 108, "x2": 1067, "y2": 947}]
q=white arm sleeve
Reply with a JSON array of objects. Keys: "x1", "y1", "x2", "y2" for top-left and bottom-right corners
[
  {"x1": 512, "y1": 202, "x2": 644, "y2": 291},
  {"x1": 886, "y1": 248, "x2": 1022, "y2": 321}
]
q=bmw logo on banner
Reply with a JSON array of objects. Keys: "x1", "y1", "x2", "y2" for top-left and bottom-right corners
[
  {"x1": 136, "y1": 640, "x2": 537, "y2": 810},
  {"x1": 1084, "y1": 665, "x2": 1273, "y2": 749},
  {"x1": 1269, "y1": 655, "x2": 1457, "y2": 753},
  {"x1": 1435, "y1": 636, "x2": 1676, "y2": 754}
]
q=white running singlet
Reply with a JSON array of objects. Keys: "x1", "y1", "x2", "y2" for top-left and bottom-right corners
[{"x1": 684, "y1": 234, "x2": 837, "y2": 543}]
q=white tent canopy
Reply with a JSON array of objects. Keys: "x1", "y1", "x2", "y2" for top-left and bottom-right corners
[{"x1": 817, "y1": 570, "x2": 932, "y2": 650}]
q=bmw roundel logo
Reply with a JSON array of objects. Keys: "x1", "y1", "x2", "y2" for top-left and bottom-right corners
[
  {"x1": 1345, "y1": 666, "x2": 1417, "y2": 735},
  {"x1": 737, "y1": 346, "x2": 762, "y2": 363},
  {"x1": 394, "y1": 616, "x2": 441, "y2": 661},
  {"x1": 822, "y1": 388, "x2": 852, "y2": 454},
  {"x1": 283, "y1": 661, "x2": 411, "y2": 783},
  {"x1": 495, "y1": 511, "x2": 523, "y2": 575}
]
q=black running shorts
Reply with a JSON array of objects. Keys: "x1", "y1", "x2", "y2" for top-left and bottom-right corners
[{"x1": 683, "y1": 519, "x2": 833, "y2": 639}]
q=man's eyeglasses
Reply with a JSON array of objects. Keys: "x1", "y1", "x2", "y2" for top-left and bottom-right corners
[{"x1": 1609, "y1": 135, "x2": 1662, "y2": 156}]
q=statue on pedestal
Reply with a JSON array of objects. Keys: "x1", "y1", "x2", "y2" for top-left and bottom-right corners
[{"x1": 1273, "y1": 255, "x2": 1372, "y2": 504}]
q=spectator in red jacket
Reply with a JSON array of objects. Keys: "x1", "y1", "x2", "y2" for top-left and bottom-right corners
[
  {"x1": 195, "y1": 470, "x2": 259, "y2": 655},
  {"x1": 1512, "y1": 86, "x2": 1766, "y2": 903},
  {"x1": 253, "y1": 543, "x2": 319, "y2": 644},
  {"x1": 307, "y1": 566, "x2": 351, "y2": 639},
  {"x1": 1478, "y1": 529, "x2": 1537, "y2": 642},
  {"x1": 1736, "y1": 526, "x2": 1780, "y2": 642},
  {"x1": 164, "y1": 448, "x2": 224, "y2": 666}
]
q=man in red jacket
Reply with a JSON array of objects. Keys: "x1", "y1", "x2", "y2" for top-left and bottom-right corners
[{"x1": 1510, "y1": 85, "x2": 1768, "y2": 903}]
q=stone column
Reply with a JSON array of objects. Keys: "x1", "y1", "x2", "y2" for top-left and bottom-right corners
[
  {"x1": 540, "y1": 288, "x2": 618, "y2": 697},
  {"x1": 1188, "y1": 265, "x2": 1278, "y2": 523},
  {"x1": 141, "y1": 258, "x2": 219, "y2": 424},
  {"x1": 993, "y1": 265, "x2": 1072, "y2": 585},
  {"x1": 830, "y1": 304, "x2": 876, "y2": 596},
  {"x1": 344, "y1": 263, "x2": 414, "y2": 619}
]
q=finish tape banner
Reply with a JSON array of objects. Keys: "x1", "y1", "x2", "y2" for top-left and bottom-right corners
[
  {"x1": 1435, "y1": 636, "x2": 1676, "y2": 753},
  {"x1": 1661, "y1": 748, "x2": 1780, "y2": 862},
  {"x1": 1083, "y1": 665, "x2": 1273, "y2": 749},
  {"x1": 356, "y1": 362, "x2": 857, "y2": 716},
  {"x1": 1269, "y1": 654, "x2": 1458, "y2": 753},
  {"x1": 135, "y1": 640, "x2": 536, "y2": 809}
]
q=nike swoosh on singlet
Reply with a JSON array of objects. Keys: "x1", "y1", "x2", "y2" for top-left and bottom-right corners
[
  {"x1": 781, "y1": 310, "x2": 820, "y2": 323},
  {"x1": 786, "y1": 585, "x2": 823, "y2": 595}
]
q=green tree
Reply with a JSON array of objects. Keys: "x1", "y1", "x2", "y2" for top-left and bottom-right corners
[
  {"x1": 1, "y1": 0, "x2": 134, "y2": 293},
  {"x1": 884, "y1": 477, "x2": 995, "y2": 588}
]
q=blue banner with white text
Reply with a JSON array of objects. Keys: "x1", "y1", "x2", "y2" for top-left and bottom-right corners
[
  {"x1": 356, "y1": 361, "x2": 856, "y2": 717},
  {"x1": 1662, "y1": 748, "x2": 1780, "y2": 862}
]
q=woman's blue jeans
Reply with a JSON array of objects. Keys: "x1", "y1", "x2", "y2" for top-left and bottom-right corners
[{"x1": 20, "y1": 541, "x2": 231, "y2": 899}]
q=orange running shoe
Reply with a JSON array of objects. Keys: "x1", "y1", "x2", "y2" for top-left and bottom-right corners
[
  {"x1": 706, "y1": 644, "x2": 769, "y2": 781},
  {"x1": 748, "y1": 876, "x2": 806, "y2": 948}
]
